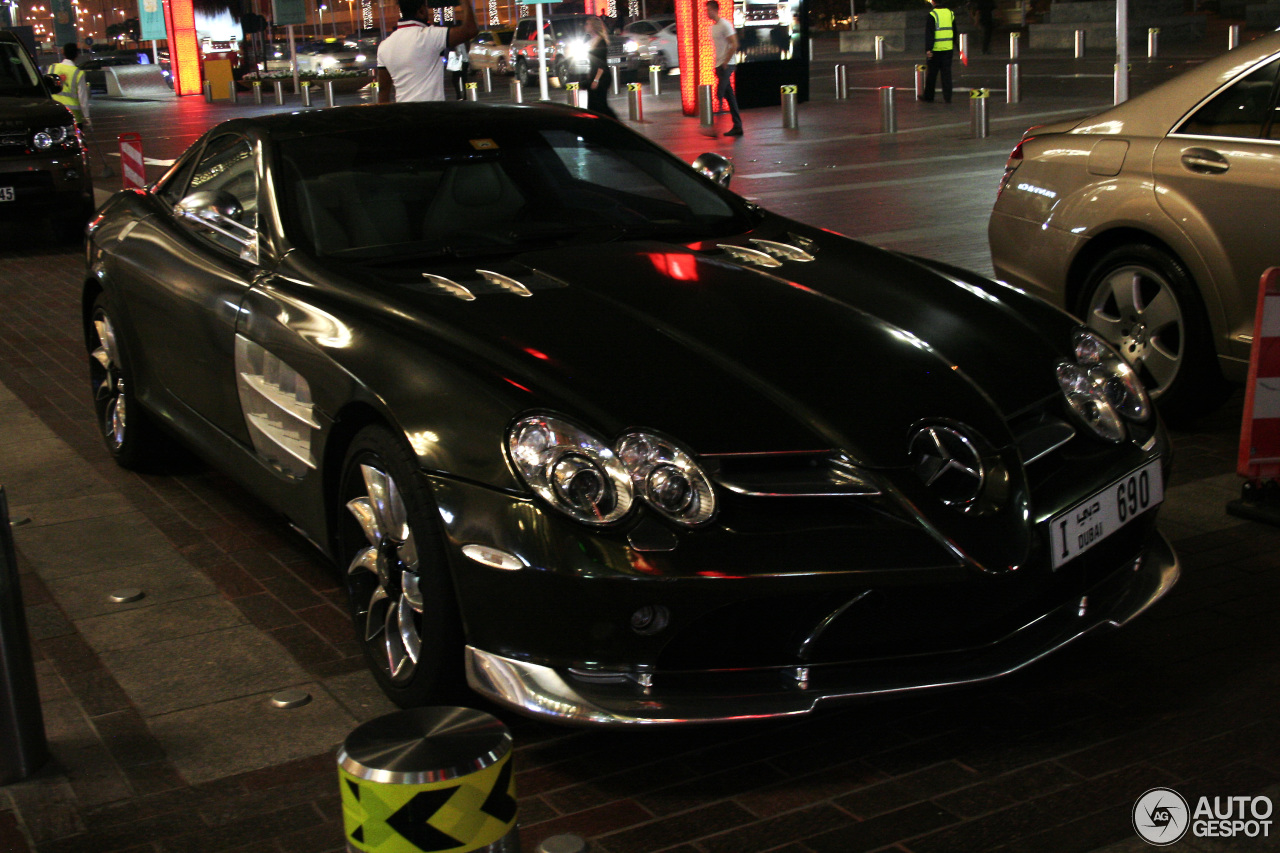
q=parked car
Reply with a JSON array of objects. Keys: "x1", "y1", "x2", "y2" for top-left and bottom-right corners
[
  {"x1": 989, "y1": 30, "x2": 1280, "y2": 422},
  {"x1": 79, "y1": 51, "x2": 146, "y2": 93},
  {"x1": 509, "y1": 14, "x2": 635, "y2": 86},
  {"x1": 296, "y1": 39, "x2": 375, "y2": 74},
  {"x1": 469, "y1": 28, "x2": 514, "y2": 73},
  {"x1": 0, "y1": 30, "x2": 93, "y2": 239},
  {"x1": 645, "y1": 21, "x2": 679, "y2": 71},
  {"x1": 621, "y1": 17, "x2": 675, "y2": 70},
  {"x1": 84, "y1": 102, "x2": 1177, "y2": 724}
]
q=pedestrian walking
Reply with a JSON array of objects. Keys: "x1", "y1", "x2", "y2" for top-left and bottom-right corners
[
  {"x1": 973, "y1": 0, "x2": 995, "y2": 53},
  {"x1": 705, "y1": 0, "x2": 743, "y2": 136},
  {"x1": 377, "y1": 0, "x2": 477, "y2": 103},
  {"x1": 583, "y1": 16, "x2": 618, "y2": 119},
  {"x1": 49, "y1": 43, "x2": 90, "y2": 127},
  {"x1": 922, "y1": 0, "x2": 955, "y2": 103}
]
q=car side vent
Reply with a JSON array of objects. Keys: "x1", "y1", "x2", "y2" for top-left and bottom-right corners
[
  {"x1": 419, "y1": 269, "x2": 568, "y2": 300},
  {"x1": 712, "y1": 452, "x2": 881, "y2": 497},
  {"x1": 234, "y1": 335, "x2": 320, "y2": 479}
]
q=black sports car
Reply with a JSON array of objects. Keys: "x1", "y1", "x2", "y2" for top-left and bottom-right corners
[{"x1": 84, "y1": 102, "x2": 1178, "y2": 725}]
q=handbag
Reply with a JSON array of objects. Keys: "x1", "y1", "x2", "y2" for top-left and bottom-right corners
[{"x1": 447, "y1": 51, "x2": 463, "y2": 72}]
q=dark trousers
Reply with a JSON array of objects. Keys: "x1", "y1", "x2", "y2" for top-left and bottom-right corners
[
  {"x1": 923, "y1": 50, "x2": 953, "y2": 102},
  {"x1": 586, "y1": 76, "x2": 617, "y2": 120},
  {"x1": 715, "y1": 65, "x2": 742, "y2": 129}
]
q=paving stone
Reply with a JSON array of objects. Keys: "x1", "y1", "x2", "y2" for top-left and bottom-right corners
[
  {"x1": 101, "y1": 625, "x2": 309, "y2": 717},
  {"x1": 16, "y1": 512, "x2": 178, "y2": 579},
  {"x1": 0, "y1": 437, "x2": 114, "y2": 507},
  {"x1": 8, "y1": 491, "x2": 136, "y2": 530},
  {"x1": 76, "y1": 595, "x2": 246, "y2": 655},
  {"x1": 46, "y1": 558, "x2": 218, "y2": 619},
  {"x1": 146, "y1": 684, "x2": 355, "y2": 784},
  {"x1": 319, "y1": 669, "x2": 399, "y2": 722}
]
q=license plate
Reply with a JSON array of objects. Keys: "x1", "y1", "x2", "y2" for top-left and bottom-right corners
[
  {"x1": 0, "y1": 187, "x2": 13, "y2": 202},
  {"x1": 1049, "y1": 459, "x2": 1163, "y2": 570}
]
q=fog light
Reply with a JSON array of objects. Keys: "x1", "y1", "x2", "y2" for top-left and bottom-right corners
[
  {"x1": 64, "y1": 168, "x2": 80, "y2": 181},
  {"x1": 630, "y1": 605, "x2": 669, "y2": 635}
]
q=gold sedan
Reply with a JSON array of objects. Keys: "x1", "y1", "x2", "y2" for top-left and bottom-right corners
[{"x1": 989, "y1": 31, "x2": 1280, "y2": 421}]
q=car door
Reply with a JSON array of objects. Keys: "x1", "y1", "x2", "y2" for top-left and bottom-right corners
[
  {"x1": 1152, "y1": 53, "x2": 1280, "y2": 355},
  {"x1": 109, "y1": 131, "x2": 262, "y2": 445}
]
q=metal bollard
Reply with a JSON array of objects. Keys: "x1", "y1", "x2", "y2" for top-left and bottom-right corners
[
  {"x1": 228, "y1": 80, "x2": 237, "y2": 102},
  {"x1": 649, "y1": 65, "x2": 662, "y2": 96},
  {"x1": 914, "y1": 64, "x2": 926, "y2": 100},
  {"x1": 879, "y1": 85, "x2": 896, "y2": 133},
  {"x1": 970, "y1": 87, "x2": 989, "y2": 138},
  {"x1": 483, "y1": 66, "x2": 493, "y2": 93},
  {"x1": 324, "y1": 79, "x2": 336, "y2": 107},
  {"x1": 203, "y1": 81, "x2": 212, "y2": 103},
  {"x1": 1074, "y1": 28, "x2": 1086, "y2": 58},
  {"x1": 958, "y1": 33, "x2": 969, "y2": 59},
  {"x1": 511, "y1": 78, "x2": 524, "y2": 103},
  {"x1": 698, "y1": 83, "x2": 714, "y2": 128},
  {"x1": 338, "y1": 708, "x2": 519, "y2": 853},
  {"x1": 0, "y1": 486, "x2": 49, "y2": 786},
  {"x1": 465, "y1": 81, "x2": 478, "y2": 101},
  {"x1": 252, "y1": 80, "x2": 263, "y2": 104},
  {"x1": 1006, "y1": 62, "x2": 1020, "y2": 103},
  {"x1": 874, "y1": 35, "x2": 885, "y2": 61},
  {"x1": 610, "y1": 65, "x2": 619, "y2": 95},
  {"x1": 834, "y1": 64, "x2": 847, "y2": 99},
  {"x1": 274, "y1": 80, "x2": 285, "y2": 105},
  {"x1": 301, "y1": 80, "x2": 312, "y2": 107},
  {"x1": 565, "y1": 81, "x2": 580, "y2": 106},
  {"x1": 781, "y1": 84, "x2": 798, "y2": 128},
  {"x1": 1009, "y1": 31, "x2": 1020, "y2": 59},
  {"x1": 1147, "y1": 27, "x2": 1159, "y2": 58},
  {"x1": 627, "y1": 81, "x2": 643, "y2": 120},
  {"x1": 1229, "y1": 23, "x2": 1240, "y2": 49}
]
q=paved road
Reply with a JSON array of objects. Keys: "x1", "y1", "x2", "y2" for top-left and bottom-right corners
[{"x1": 2, "y1": 28, "x2": 1277, "y2": 853}]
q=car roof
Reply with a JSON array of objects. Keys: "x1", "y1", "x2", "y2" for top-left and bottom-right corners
[{"x1": 1070, "y1": 30, "x2": 1280, "y2": 136}]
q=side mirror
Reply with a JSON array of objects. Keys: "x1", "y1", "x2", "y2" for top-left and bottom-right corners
[
  {"x1": 692, "y1": 152, "x2": 734, "y2": 188},
  {"x1": 175, "y1": 190, "x2": 259, "y2": 263},
  {"x1": 43, "y1": 73, "x2": 63, "y2": 93}
]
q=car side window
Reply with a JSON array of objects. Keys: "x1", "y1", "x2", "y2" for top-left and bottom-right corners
[
  {"x1": 154, "y1": 148, "x2": 202, "y2": 206},
  {"x1": 1177, "y1": 56, "x2": 1280, "y2": 140},
  {"x1": 184, "y1": 134, "x2": 259, "y2": 253}
]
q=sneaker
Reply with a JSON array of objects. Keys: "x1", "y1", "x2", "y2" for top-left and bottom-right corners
[{"x1": 724, "y1": 126, "x2": 744, "y2": 136}]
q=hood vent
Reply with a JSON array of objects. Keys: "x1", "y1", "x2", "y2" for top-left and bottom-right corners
[
  {"x1": 750, "y1": 238, "x2": 815, "y2": 263},
  {"x1": 712, "y1": 452, "x2": 881, "y2": 497},
  {"x1": 717, "y1": 244, "x2": 783, "y2": 269},
  {"x1": 420, "y1": 268, "x2": 566, "y2": 301}
]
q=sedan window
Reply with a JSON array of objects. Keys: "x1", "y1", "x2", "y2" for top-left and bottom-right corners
[{"x1": 1176, "y1": 56, "x2": 1280, "y2": 139}]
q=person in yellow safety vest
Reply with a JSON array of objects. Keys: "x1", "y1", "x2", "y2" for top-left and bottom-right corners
[
  {"x1": 49, "y1": 43, "x2": 90, "y2": 127},
  {"x1": 922, "y1": 0, "x2": 955, "y2": 103}
]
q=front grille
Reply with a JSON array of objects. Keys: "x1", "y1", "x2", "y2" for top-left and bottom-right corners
[{"x1": 0, "y1": 130, "x2": 28, "y2": 148}]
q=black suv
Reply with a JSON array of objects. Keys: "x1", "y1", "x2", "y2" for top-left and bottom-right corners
[{"x1": 0, "y1": 31, "x2": 94, "y2": 238}]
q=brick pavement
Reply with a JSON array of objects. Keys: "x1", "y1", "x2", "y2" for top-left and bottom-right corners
[{"x1": 3, "y1": 21, "x2": 1280, "y2": 853}]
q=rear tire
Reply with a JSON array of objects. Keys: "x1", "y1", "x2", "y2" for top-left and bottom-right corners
[
  {"x1": 1076, "y1": 244, "x2": 1227, "y2": 425},
  {"x1": 87, "y1": 293, "x2": 167, "y2": 469}
]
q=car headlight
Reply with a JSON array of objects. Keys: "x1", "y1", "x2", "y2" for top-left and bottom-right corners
[
  {"x1": 624, "y1": 38, "x2": 638, "y2": 53},
  {"x1": 564, "y1": 39, "x2": 587, "y2": 60},
  {"x1": 1056, "y1": 328, "x2": 1151, "y2": 442},
  {"x1": 354, "y1": 53, "x2": 366, "y2": 62},
  {"x1": 617, "y1": 432, "x2": 716, "y2": 526},
  {"x1": 509, "y1": 415, "x2": 633, "y2": 525},
  {"x1": 32, "y1": 125, "x2": 74, "y2": 150},
  {"x1": 1073, "y1": 328, "x2": 1151, "y2": 423}
]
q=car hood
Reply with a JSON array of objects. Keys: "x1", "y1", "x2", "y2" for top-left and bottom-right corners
[
  {"x1": 0, "y1": 96, "x2": 69, "y2": 126},
  {"x1": 325, "y1": 228, "x2": 1072, "y2": 467}
]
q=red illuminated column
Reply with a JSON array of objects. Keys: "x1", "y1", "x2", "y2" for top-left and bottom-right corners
[
  {"x1": 675, "y1": 0, "x2": 719, "y2": 117},
  {"x1": 163, "y1": 0, "x2": 202, "y2": 96},
  {"x1": 588, "y1": 0, "x2": 609, "y2": 15}
]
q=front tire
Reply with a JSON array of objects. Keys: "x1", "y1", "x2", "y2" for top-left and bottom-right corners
[
  {"x1": 337, "y1": 424, "x2": 466, "y2": 707},
  {"x1": 1076, "y1": 244, "x2": 1226, "y2": 424}
]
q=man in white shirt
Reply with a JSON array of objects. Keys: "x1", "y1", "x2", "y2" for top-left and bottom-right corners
[
  {"x1": 705, "y1": 0, "x2": 743, "y2": 136},
  {"x1": 377, "y1": 0, "x2": 477, "y2": 102}
]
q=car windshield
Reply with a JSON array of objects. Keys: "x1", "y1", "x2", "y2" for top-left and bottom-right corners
[
  {"x1": 0, "y1": 41, "x2": 46, "y2": 97},
  {"x1": 275, "y1": 115, "x2": 752, "y2": 261}
]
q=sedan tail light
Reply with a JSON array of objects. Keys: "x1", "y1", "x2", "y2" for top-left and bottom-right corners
[{"x1": 996, "y1": 134, "x2": 1034, "y2": 200}]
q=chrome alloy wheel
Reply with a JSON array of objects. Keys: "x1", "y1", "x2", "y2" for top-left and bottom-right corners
[
  {"x1": 1084, "y1": 263, "x2": 1185, "y2": 398},
  {"x1": 90, "y1": 311, "x2": 127, "y2": 450},
  {"x1": 346, "y1": 463, "x2": 424, "y2": 684}
]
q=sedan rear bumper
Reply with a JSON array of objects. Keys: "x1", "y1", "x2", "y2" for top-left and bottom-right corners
[{"x1": 465, "y1": 531, "x2": 1178, "y2": 725}]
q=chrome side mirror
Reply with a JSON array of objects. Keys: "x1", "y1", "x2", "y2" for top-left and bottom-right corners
[
  {"x1": 176, "y1": 190, "x2": 259, "y2": 264},
  {"x1": 692, "y1": 152, "x2": 734, "y2": 188}
]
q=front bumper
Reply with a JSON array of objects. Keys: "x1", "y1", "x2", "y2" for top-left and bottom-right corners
[
  {"x1": 0, "y1": 151, "x2": 93, "y2": 217},
  {"x1": 465, "y1": 531, "x2": 1178, "y2": 725}
]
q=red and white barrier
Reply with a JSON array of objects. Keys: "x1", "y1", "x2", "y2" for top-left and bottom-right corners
[
  {"x1": 1237, "y1": 267, "x2": 1280, "y2": 482},
  {"x1": 118, "y1": 132, "x2": 145, "y2": 190}
]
